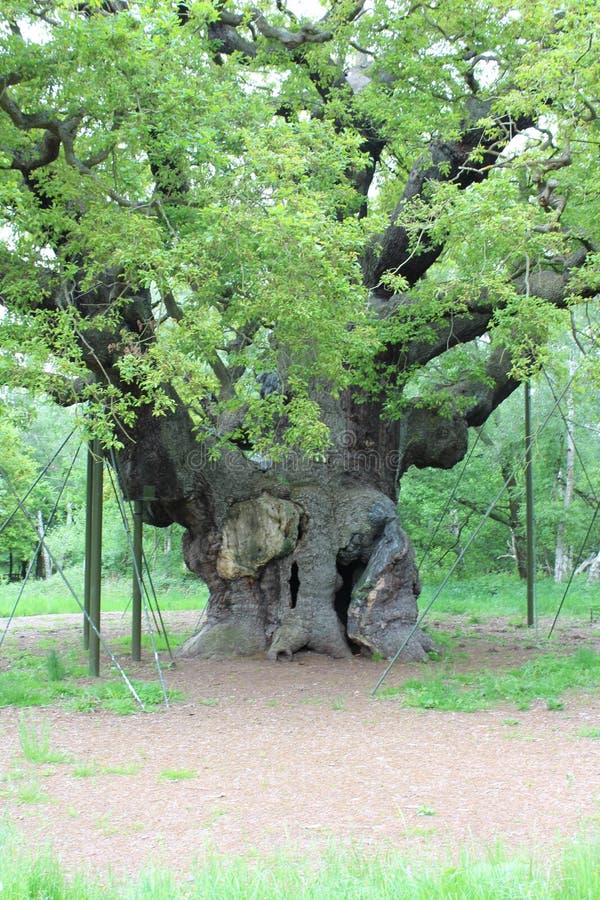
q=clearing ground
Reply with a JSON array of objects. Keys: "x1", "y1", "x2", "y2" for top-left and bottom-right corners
[{"x1": 1, "y1": 611, "x2": 599, "y2": 881}]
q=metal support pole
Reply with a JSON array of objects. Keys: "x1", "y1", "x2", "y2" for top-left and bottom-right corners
[
  {"x1": 83, "y1": 442, "x2": 94, "y2": 650},
  {"x1": 132, "y1": 498, "x2": 143, "y2": 661},
  {"x1": 88, "y1": 438, "x2": 103, "y2": 676},
  {"x1": 524, "y1": 382, "x2": 537, "y2": 629}
]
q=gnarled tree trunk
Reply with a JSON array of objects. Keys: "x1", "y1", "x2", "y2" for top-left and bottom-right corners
[{"x1": 117, "y1": 394, "x2": 441, "y2": 660}]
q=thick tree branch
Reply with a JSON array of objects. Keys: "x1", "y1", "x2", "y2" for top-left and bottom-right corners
[
  {"x1": 250, "y1": 8, "x2": 333, "y2": 49},
  {"x1": 0, "y1": 86, "x2": 64, "y2": 132},
  {"x1": 393, "y1": 241, "x2": 594, "y2": 476},
  {"x1": 462, "y1": 346, "x2": 519, "y2": 427},
  {"x1": 208, "y1": 1, "x2": 365, "y2": 54},
  {"x1": 362, "y1": 112, "x2": 532, "y2": 293},
  {"x1": 380, "y1": 239, "x2": 594, "y2": 384},
  {"x1": 2, "y1": 87, "x2": 155, "y2": 209},
  {"x1": 320, "y1": 1, "x2": 367, "y2": 25},
  {"x1": 204, "y1": 3, "x2": 384, "y2": 206},
  {"x1": 456, "y1": 496, "x2": 512, "y2": 527},
  {"x1": 208, "y1": 20, "x2": 258, "y2": 58},
  {"x1": 10, "y1": 130, "x2": 62, "y2": 177}
]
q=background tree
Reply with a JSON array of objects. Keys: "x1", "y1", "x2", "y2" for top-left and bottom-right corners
[
  {"x1": 0, "y1": 403, "x2": 52, "y2": 578},
  {"x1": 0, "y1": 0, "x2": 598, "y2": 659},
  {"x1": 399, "y1": 329, "x2": 600, "y2": 584}
]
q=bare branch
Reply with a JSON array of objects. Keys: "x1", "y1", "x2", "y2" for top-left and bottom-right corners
[
  {"x1": 43, "y1": 373, "x2": 96, "y2": 406},
  {"x1": 0, "y1": 86, "x2": 62, "y2": 132},
  {"x1": 320, "y1": 1, "x2": 367, "y2": 26},
  {"x1": 250, "y1": 7, "x2": 333, "y2": 49},
  {"x1": 58, "y1": 122, "x2": 150, "y2": 209},
  {"x1": 362, "y1": 115, "x2": 521, "y2": 292},
  {"x1": 456, "y1": 496, "x2": 512, "y2": 527},
  {"x1": 161, "y1": 290, "x2": 184, "y2": 322}
]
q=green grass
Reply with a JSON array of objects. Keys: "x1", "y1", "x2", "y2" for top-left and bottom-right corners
[
  {"x1": 0, "y1": 567, "x2": 208, "y2": 617},
  {"x1": 68, "y1": 679, "x2": 183, "y2": 715},
  {"x1": 19, "y1": 713, "x2": 72, "y2": 764},
  {"x1": 72, "y1": 760, "x2": 143, "y2": 777},
  {"x1": 380, "y1": 648, "x2": 600, "y2": 711},
  {"x1": 45, "y1": 648, "x2": 67, "y2": 681},
  {"x1": 1, "y1": 827, "x2": 600, "y2": 898},
  {"x1": 111, "y1": 630, "x2": 191, "y2": 653},
  {"x1": 416, "y1": 805, "x2": 436, "y2": 817},
  {"x1": 423, "y1": 572, "x2": 598, "y2": 621},
  {"x1": 577, "y1": 727, "x2": 600, "y2": 740},
  {"x1": 0, "y1": 646, "x2": 182, "y2": 713},
  {"x1": 0, "y1": 648, "x2": 87, "y2": 707},
  {"x1": 1, "y1": 571, "x2": 594, "y2": 627},
  {"x1": 159, "y1": 769, "x2": 197, "y2": 781},
  {"x1": 1, "y1": 778, "x2": 50, "y2": 805},
  {"x1": 71, "y1": 762, "x2": 100, "y2": 777}
]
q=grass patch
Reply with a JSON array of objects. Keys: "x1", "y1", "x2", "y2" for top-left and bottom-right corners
[
  {"x1": 2, "y1": 571, "x2": 593, "y2": 630},
  {"x1": 111, "y1": 631, "x2": 191, "y2": 653},
  {"x1": 5, "y1": 778, "x2": 50, "y2": 805},
  {"x1": 71, "y1": 760, "x2": 143, "y2": 777},
  {"x1": 45, "y1": 649, "x2": 67, "y2": 682},
  {"x1": 19, "y1": 714, "x2": 71, "y2": 764},
  {"x1": 1, "y1": 827, "x2": 600, "y2": 898},
  {"x1": 380, "y1": 648, "x2": 600, "y2": 711},
  {"x1": 0, "y1": 646, "x2": 182, "y2": 714},
  {"x1": 423, "y1": 573, "x2": 598, "y2": 621},
  {"x1": 0, "y1": 667, "x2": 59, "y2": 707},
  {"x1": 72, "y1": 762, "x2": 100, "y2": 777},
  {"x1": 159, "y1": 769, "x2": 197, "y2": 781},
  {"x1": 577, "y1": 727, "x2": 600, "y2": 740},
  {"x1": 68, "y1": 679, "x2": 183, "y2": 715},
  {"x1": 0, "y1": 569, "x2": 208, "y2": 618},
  {"x1": 0, "y1": 648, "x2": 86, "y2": 708}
]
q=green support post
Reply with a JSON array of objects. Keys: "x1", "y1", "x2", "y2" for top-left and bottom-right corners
[
  {"x1": 88, "y1": 438, "x2": 103, "y2": 676},
  {"x1": 83, "y1": 442, "x2": 94, "y2": 650},
  {"x1": 132, "y1": 498, "x2": 143, "y2": 662},
  {"x1": 524, "y1": 382, "x2": 537, "y2": 629}
]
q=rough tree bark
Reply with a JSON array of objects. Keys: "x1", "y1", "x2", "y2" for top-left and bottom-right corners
[{"x1": 116, "y1": 387, "x2": 440, "y2": 660}]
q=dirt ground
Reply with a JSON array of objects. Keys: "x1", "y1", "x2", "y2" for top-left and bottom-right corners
[{"x1": 1, "y1": 610, "x2": 600, "y2": 881}]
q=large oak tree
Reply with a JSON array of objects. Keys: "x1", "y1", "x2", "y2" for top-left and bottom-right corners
[{"x1": 1, "y1": 0, "x2": 598, "y2": 659}]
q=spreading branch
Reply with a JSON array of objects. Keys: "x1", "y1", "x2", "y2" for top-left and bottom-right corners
[
  {"x1": 362, "y1": 112, "x2": 533, "y2": 293},
  {"x1": 250, "y1": 8, "x2": 333, "y2": 49}
]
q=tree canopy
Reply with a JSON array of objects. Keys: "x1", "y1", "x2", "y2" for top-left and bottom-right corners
[{"x1": 1, "y1": 0, "x2": 598, "y2": 456}]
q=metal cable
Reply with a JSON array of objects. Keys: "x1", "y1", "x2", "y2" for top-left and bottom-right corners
[
  {"x1": 548, "y1": 503, "x2": 600, "y2": 640},
  {"x1": 416, "y1": 425, "x2": 485, "y2": 570},
  {"x1": 106, "y1": 452, "x2": 172, "y2": 703},
  {"x1": 106, "y1": 450, "x2": 170, "y2": 643},
  {"x1": 0, "y1": 462, "x2": 144, "y2": 709},
  {"x1": 0, "y1": 428, "x2": 76, "y2": 537},
  {"x1": 542, "y1": 368, "x2": 599, "y2": 499},
  {"x1": 372, "y1": 367, "x2": 583, "y2": 694},
  {"x1": 0, "y1": 441, "x2": 82, "y2": 654}
]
